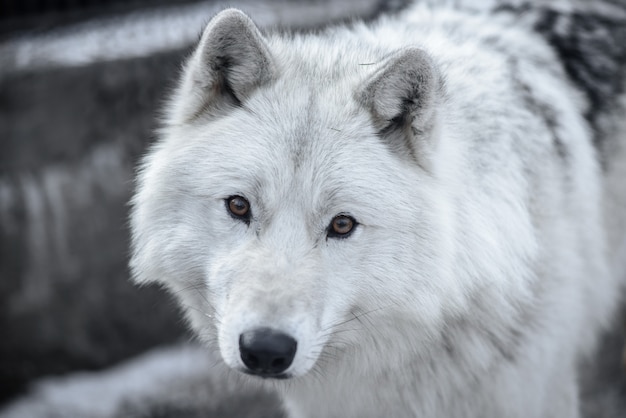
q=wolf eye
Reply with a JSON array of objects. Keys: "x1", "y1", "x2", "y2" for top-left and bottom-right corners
[
  {"x1": 327, "y1": 214, "x2": 357, "y2": 239},
  {"x1": 226, "y1": 195, "x2": 251, "y2": 221}
]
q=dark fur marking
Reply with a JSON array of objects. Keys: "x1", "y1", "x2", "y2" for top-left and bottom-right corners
[
  {"x1": 510, "y1": 63, "x2": 569, "y2": 161},
  {"x1": 378, "y1": 113, "x2": 418, "y2": 161},
  {"x1": 441, "y1": 332, "x2": 456, "y2": 358},
  {"x1": 486, "y1": 330, "x2": 517, "y2": 362},
  {"x1": 497, "y1": 3, "x2": 626, "y2": 157},
  {"x1": 212, "y1": 55, "x2": 244, "y2": 108},
  {"x1": 376, "y1": 93, "x2": 425, "y2": 162},
  {"x1": 441, "y1": 316, "x2": 523, "y2": 367},
  {"x1": 534, "y1": 9, "x2": 626, "y2": 129}
]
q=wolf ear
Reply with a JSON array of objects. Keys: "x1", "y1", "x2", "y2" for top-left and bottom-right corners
[
  {"x1": 173, "y1": 9, "x2": 276, "y2": 122},
  {"x1": 358, "y1": 48, "x2": 441, "y2": 169}
]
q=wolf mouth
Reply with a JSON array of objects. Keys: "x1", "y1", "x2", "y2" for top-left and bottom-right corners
[{"x1": 239, "y1": 369, "x2": 293, "y2": 380}]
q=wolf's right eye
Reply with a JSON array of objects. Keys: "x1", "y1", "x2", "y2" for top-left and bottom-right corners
[{"x1": 226, "y1": 195, "x2": 251, "y2": 222}]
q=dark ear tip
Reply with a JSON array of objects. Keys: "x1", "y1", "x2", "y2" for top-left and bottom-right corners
[
  {"x1": 398, "y1": 47, "x2": 430, "y2": 61},
  {"x1": 396, "y1": 47, "x2": 438, "y2": 82},
  {"x1": 205, "y1": 8, "x2": 256, "y2": 33},
  {"x1": 197, "y1": 8, "x2": 257, "y2": 48},
  {"x1": 212, "y1": 8, "x2": 251, "y2": 22}
]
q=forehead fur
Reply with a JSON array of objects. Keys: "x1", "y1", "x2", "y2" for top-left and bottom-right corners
[{"x1": 162, "y1": 80, "x2": 420, "y2": 220}]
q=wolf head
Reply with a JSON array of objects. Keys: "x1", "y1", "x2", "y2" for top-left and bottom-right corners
[{"x1": 130, "y1": 9, "x2": 528, "y2": 380}]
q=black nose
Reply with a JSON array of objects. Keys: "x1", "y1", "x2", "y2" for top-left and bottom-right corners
[{"x1": 239, "y1": 328, "x2": 297, "y2": 377}]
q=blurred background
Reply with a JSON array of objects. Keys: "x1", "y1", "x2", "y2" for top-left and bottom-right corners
[
  {"x1": 0, "y1": 0, "x2": 624, "y2": 417},
  {"x1": 0, "y1": 1, "x2": 409, "y2": 416}
]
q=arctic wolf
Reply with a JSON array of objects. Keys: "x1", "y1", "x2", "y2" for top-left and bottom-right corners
[{"x1": 130, "y1": 2, "x2": 626, "y2": 417}]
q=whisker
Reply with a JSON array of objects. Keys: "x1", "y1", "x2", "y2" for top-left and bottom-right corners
[
  {"x1": 180, "y1": 302, "x2": 213, "y2": 319},
  {"x1": 169, "y1": 282, "x2": 218, "y2": 313},
  {"x1": 319, "y1": 327, "x2": 360, "y2": 340}
]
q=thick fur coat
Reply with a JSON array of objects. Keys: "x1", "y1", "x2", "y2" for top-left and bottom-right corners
[{"x1": 130, "y1": 2, "x2": 626, "y2": 417}]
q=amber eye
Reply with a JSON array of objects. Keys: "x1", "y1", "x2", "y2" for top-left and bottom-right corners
[
  {"x1": 328, "y1": 214, "x2": 357, "y2": 238},
  {"x1": 226, "y1": 195, "x2": 251, "y2": 221}
]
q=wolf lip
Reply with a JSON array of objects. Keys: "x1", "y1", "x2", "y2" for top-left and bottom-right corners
[{"x1": 240, "y1": 368, "x2": 292, "y2": 380}]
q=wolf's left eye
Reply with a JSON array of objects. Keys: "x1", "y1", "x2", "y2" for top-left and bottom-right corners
[
  {"x1": 327, "y1": 214, "x2": 357, "y2": 239},
  {"x1": 226, "y1": 195, "x2": 251, "y2": 222}
]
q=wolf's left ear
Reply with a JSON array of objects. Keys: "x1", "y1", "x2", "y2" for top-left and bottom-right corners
[
  {"x1": 358, "y1": 48, "x2": 442, "y2": 169},
  {"x1": 173, "y1": 9, "x2": 276, "y2": 122}
]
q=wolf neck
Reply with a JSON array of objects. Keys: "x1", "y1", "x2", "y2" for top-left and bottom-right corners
[
  {"x1": 281, "y1": 348, "x2": 526, "y2": 418},
  {"x1": 283, "y1": 322, "x2": 567, "y2": 418}
]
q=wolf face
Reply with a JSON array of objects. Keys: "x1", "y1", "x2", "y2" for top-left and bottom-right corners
[{"x1": 129, "y1": 9, "x2": 477, "y2": 380}]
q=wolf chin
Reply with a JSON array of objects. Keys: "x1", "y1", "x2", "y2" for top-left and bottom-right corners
[{"x1": 130, "y1": 3, "x2": 625, "y2": 417}]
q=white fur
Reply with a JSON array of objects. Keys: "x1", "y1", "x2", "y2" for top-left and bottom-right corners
[{"x1": 130, "y1": 4, "x2": 623, "y2": 417}]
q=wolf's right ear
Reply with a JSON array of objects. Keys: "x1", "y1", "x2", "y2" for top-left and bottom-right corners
[{"x1": 172, "y1": 9, "x2": 276, "y2": 122}]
